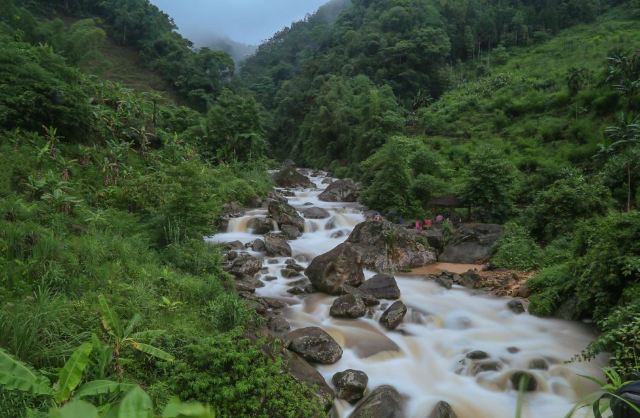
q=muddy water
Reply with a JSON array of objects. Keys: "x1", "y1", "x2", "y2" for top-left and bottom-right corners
[{"x1": 209, "y1": 172, "x2": 604, "y2": 418}]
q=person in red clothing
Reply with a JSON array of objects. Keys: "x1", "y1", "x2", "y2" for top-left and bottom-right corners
[{"x1": 423, "y1": 218, "x2": 433, "y2": 229}]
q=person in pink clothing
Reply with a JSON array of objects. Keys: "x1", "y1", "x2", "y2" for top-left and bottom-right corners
[
  {"x1": 415, "y1": 220, "x2": 422, "y2": 231},
  {"x1": 435, "y1": 214, "x2": 445, "y2": 224}
]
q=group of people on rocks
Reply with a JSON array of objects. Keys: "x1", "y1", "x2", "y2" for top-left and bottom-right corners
[{"x1": 414, "y1": 215, "x2": 445, "y2": 231}]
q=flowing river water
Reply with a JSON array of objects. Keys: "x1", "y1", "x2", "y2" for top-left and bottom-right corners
[{"x1": 210, "y1": 171, "x2": 604, "y2": 418}]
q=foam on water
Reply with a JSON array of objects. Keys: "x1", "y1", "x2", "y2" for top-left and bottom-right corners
[{"x1": 209, "y1": 171, "x2": 604, "y2": 418}]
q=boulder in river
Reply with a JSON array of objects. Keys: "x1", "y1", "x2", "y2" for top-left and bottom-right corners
[
  {"x1": 342, "y1": 284, "x2": 380, "y2": 306},
  {"x1": 439, "y1": 223, "x2": 503, "y2": 264},
  {"x1": 287, "y1": 327, "x2": 343, "y2": 364},
  {"x1": 330, "y1": 294, "x2": 367, "y2": 318},
  {"x1": 225, "y1": 254, "x2": 263, "y2": 278},
  {"x1": 359, "y1": 274, "x2": 401, "y2": 300},
  {"x1": 510, "y1": 371, "x2": 538, "y2": 392},
  {"x1": 427, "y1": 401, "x2": 458, "y2": 418},
  {"x1": 285, "y1": 351, "x2": 335, "y2": 410},
  {"x1": 305, "y1": 243, "x2": 365, "y2": 295},
  {"x1": 332, "y1": 369, "x2": 368, "y2": 403},
  {"x1": 380, "y1": 301, "x2": 407, "y2": 330},
  {"x1": 268, "y1": 200, "x2": 305, "y2": 232},
  {"x1": 319, "y1": 179, "x2": 360, "y2": 202},
  {"x1": 507, "y1": 299, "x2": 526, "y2": 314},
  {"x1": 251, "y1": 239, "x2": 266, "y2": 252},
  {"x1": 247, "y1": 217, "x2": 274, "y2": 234},
  {"x1": 346, "y1": 220, "x2": 437, "y2": 271},
  {"x1": 302, "y1": 206, "x2": 331, "y2": 219},
  {"x1": 350, "y1": 385, "x2": 403, "y2": 418},
  {"x1": 272, "y1": 167, "x2": 314, "y2": 188},
  {"x1": 264, "y1": 233, "x2": 292, "y2": 257},
  {"x1": 281, "y1": 224, "x2": 303, "y2": 240}
]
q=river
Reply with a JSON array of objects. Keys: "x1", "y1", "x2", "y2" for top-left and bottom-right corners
[{"x1": 210, "y1": 171, "x2": 604, "y2": 418}]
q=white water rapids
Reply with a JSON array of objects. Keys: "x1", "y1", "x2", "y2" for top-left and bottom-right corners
[{"x1": 209, "y1": 172, "x2": 604, "y2": 418}]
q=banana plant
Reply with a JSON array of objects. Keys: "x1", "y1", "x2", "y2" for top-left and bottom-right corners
[
  {"x1": 97, "y1": 296, "x2": 174, "y2": 377},
  {"x1": 0, "y1": 344, "x2": 214, "y2": 418}
]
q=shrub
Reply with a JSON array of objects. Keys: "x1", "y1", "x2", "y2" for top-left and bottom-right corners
[{"x1": 492, "y1": 223, "x2": 542, "y2": 271}]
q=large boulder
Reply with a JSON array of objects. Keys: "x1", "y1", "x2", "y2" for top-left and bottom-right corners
[
  {"x1": 427, "y1": 401, "x2": 458, "y2": 418},
  {"x1": 305, "y1": 243, "x2": 365, "y2": 295},
  {"x1": 247, "y1": 217, "x2": 274, "y2": 234},
  {"x1": 285, "y1": 351, "x2": 335, "y2": 410},
  {"x1": 359, "y1": 274, "x2": 401, "y2": 300},
  {"x1": 347, "y1": 221, "x2": 437, "y2": 271},
  {"x1": 287, "y1": 327, "x2": 343, "y2": 364},
  {"x1": 268, "y1": 200, "x2": 305, "y2": 232},
  {"x1": 343, "y1": 285, "x2": 380, "y2": 306},
  {"x1": 264, "y1": 232, "x2": 292, "y2": 257},
  {"x1": 439, "y1": 224, "x2": 503, "y2": 264},
  {"x1": 332, "y1": 369, "x2": 368, "y2": 403},
  {"x1": 273, "y1": 167, "x2": 314, "y2": 188},
  {"x1": 380, "y1": 301, "x2": 407, "y2": 330},
  {"x1": 319, "y1": 179, "x2": 360, "y2": 202},
  {"x1": 224, "y1": 254, "x2": 263, "y2": 278},
  {"x1": 302, "y1": 206, "x2": 331, "y2": 219},
  {"x1": 350, "y1": 385, "x2": 403, "y2": 418},
  {"x1": 330, "y1": 294, "x2": 367, "y2": 319}
]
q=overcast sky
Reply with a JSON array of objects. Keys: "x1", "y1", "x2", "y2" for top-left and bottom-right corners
[{"x1": 150, "y1": 0, "x2": 328, "y2": 46}]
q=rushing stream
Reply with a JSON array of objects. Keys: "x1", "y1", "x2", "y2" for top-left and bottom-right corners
[{"x1": 210, "y1": 171, "x2": 604, "y2": 418}]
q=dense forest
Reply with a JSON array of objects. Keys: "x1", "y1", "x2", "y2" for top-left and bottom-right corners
[{"x1": 0, "y1": 0, "x2": 639, "y2": 416}]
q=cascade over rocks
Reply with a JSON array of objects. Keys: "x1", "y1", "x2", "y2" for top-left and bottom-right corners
[
  {"x1": 427, "y1": 401, "x2": 458, "y2": 418},
  {"x1": 346, "y1": 220, "x2": 437, "y2": 271},
  {"x1": 332, "y1": 369, "x2": 368, "y2": 403},
  {"x1": 302, "y1": 206, "x2": 331, "y2": 219},
  {"x1": 319, "y1": 179, "x2": 360, "y2": 202},
  {"x1": 359, "y1": 274, "x2": 401, "y2": 300},
  {"x1": 330, "y1": 294, "x2": 367, "y2": 318},
  {"x1": 305, "y1": 243, "x2": 365, "y2": 295},
  {"x1": 350, "y1": 385, "x2": 404, "y2": 418},
  {"x1": 439, "y1": 224, "x2": 503, "y2": 264},
  {"x1": 264, "y1": 232, "x2": 292, "y2": 257},
  {"x1": 268, "y1": 200, "x2": 305, "y2": 232},
  {"x1": 273, "y1": 166, "x2": 314, "y2": 188},
  {"x1": 380, "y1": 301, "x2": 407, "y2": 330},
  {"x1": 287, "y1": 327, "x2": 343, "y2": 364}
]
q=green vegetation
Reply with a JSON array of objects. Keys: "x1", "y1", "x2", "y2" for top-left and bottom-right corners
[{"x1": 0, "y1": 1, "x2": 323, "y2": 416}]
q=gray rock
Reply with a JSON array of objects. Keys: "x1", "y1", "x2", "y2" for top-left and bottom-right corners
[
  {"x1": 285, "y1": 351, "x2": 335, "y2": 410},
  {"x1": 285, "y1": 259, "x2": 305, "y2": 271},
  {"x1": 528, "y1": 358, "x2": 549, "y2": 370},
  {"x1": 281, "y1": 268, "x2": 301, "y2": 278},
  {"x1": 332, "y1": 369, "x2": 368, "y2": 403},
  {"x1": 281, "y1": 224, "x2": 303, "y2": 240},
  {"x1": 263, "y1": 275, "x2": 277, "y2": 282},
  {"x1": 380, "y1": 301, "x2": 407, "y2": 330},
  {"x1": 268, "y1": 200, "x2": 305, "y2": 232},
  {"x1": 346, "y1": 220, "x2": 437, "y2": 271},
  {"x1": 507, "y1": 299, "x2": 526, "y2": 314},
  {"x1": 287, "y1": 284, "x2": 314, "y2": 295},
  {"x1": 272, "y1": 167, "x2": 314, "y2": 188},
  {"x1": 454, "y1": 270, "x2": 481, "y2": 288},
  {"x1": 264, "y1": 233, "x2": 292, "y2": 257},
  {"x1": 439, "y1": 224, "x2": 503, "y2": 264},
  {"x1": 251, "y1": 239, "x2": 266, "y2": 252},
  {"x1": 305, "y1": 243, "x2": 365, "y2": 295},
  {"x1": 350, "y1": 385, "x2": 403, "y2": 418},
  {"x1": 287, "y1": 327, "x2": 343, "y2": 364},
  {"x1": 466, "y1": 350, "x2": 490, "y2": 360},
  {"x1": 247, "y1": 217, "x2": 274, "y2": 234},
  {"x1": 342, "y1": 285, "x2": 380, "y2": 306},
  {"x1": 330, "y1": 294, "x2": 367, "y2": 319},
  {"x1": 359, "y1": 274, "x2": 401, "y2": 300},
  {"x1": 225, "y1": 254, "x2": 263, "y2": 278},
  {"x1": 319, "y1": 179, "x2": 360, "y2": 202},
  {"x1": 472, "y1": 361, "x2": 503, "y2": 374},
  {"x1": 267, "y1": 315, "x2": 291, "y2": 334},
  {"x1": 224, "y1": 240, "x2": 244, "y2": 250},
  {"x1": 302, "y1": 207, "x2": 331, "y2": 219},
  {"x1": 235, "y1": 276, "x2": 265, "y2": 293},
  {"x1": 427, "y1": 401, "x2": 458, "y2": 418}
]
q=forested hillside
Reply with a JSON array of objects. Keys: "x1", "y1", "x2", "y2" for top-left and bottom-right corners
[
  {"x1": 0, "y1": 0, "x2": 325, "y2": 416},
  {"x1": 240, "y1": 0, "x2": 640, "y2": 382}
]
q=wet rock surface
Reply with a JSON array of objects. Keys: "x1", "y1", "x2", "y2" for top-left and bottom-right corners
[
  {"x1": 285, "y1": 351, "x2": 335, "y2": 410},
  {"x1": 264, "y1": 232, "x2": 292, "y2": 257},
  {"x1": 305, "y1": 243, "x2": 365, "y2": 295},
  {"x1": 268, "y1": 200, "x2": 305, "y2": 232},
  {"x1": 302, "y1": 206, "x2": 331, "y2": 219},
  {"x1": 350, "y1": 385, "x2": 403, "y2": 418},
  {"x1": 332, "y1": 369, "x2": 368, "y2": 403},
  {"x1": 380, "y1": 301, "x2": 408, "y2": 330},
  {"x1": 359, "y1": 274, "x2": 401, "y2": 300},
  {"x1": 347, "y1": 220, "x2": 437, "y2": 271},
  {"x1": 427, "y1": 401, "x2": 458, "y2": 418},
  {"x1": 273, "y1": 167, "x2": 314, "y2": 188},
  {"x1": 319, "y1": 179, "x2": 360, "y2": 202},
  {"x1": 224, "y1": 254, "x2": 263, "y2": 278},
  {"x1": 287, "y1": 327, "x2": 343, "y2": 364},
  {"x1": 330, "y1": 294, "x2": 367, "y2": 318}
]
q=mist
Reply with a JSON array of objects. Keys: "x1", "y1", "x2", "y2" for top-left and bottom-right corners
[{"x1": 150, "y1": 0, "x2": 329, "y2": 47}]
